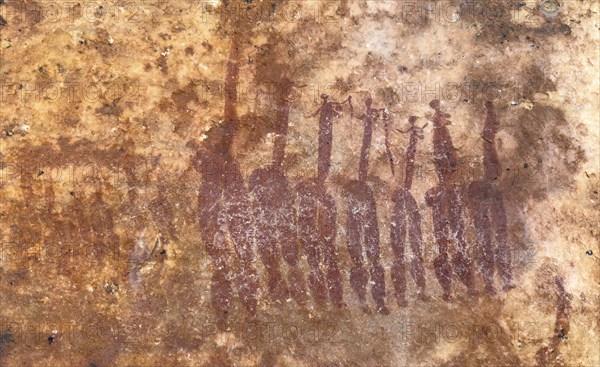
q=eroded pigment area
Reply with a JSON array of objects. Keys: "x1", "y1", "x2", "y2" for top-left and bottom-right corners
[{"x1": 0, "y1": 0, "x2": 599, "y2": 366}]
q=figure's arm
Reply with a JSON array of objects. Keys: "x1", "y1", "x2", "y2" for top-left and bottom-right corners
[
  {"x1": 342, "y1": 96, "x2": 353, "y2": 118},
  {"x1": 306, "y1": 104, "x2": 324, "y2": 118},
  {"x1": 382, "y1": 110, "x2": 395, "y2": 176},
  {"x1": 342, "y1": 96, "x2": 353, "y2": 107}
]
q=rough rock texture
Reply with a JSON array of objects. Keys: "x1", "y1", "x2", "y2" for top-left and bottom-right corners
[{"x1": 0, "y1": 0, "x2": 598, "y2": 366}]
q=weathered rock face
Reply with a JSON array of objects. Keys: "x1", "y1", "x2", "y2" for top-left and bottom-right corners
[{"x1": 0, "y1": 1, "x2": 598, "y2": 366}]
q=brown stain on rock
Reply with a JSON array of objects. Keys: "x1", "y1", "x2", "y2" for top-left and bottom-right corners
[
  {"x1": 0, "y1": 136, "x2": 166, "y2": 366},
  {"x1": 159, "y1": 81, "x2": 202, "y2": 136},
  {"x1": 460, "y1": 0, "x2": 573, "y2": 45},
  {"x1": 95, "y1": 99, "x2": 123, "y2": 117},
  {"x1": 1, "y1": 137, "x2": 149, "y2": 269},
  {"x1": 156, "y1": 55, "x2": 168, "y2": 75},
  {"x1": 505, "y1": 104, "x2": 586, "y2": 200}
]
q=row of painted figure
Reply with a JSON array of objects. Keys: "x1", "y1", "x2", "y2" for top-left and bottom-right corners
[
  {"x1": 199, "y1": 85, "x2": 511, "y2": 320},
  {"x1": 197, "y1": 71, "x2": 514, "y2": 318}
]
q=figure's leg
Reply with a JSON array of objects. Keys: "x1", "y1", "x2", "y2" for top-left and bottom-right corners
[
  {"x1": 278, "y1": 194, "x2": 307, "y2": 306},
  {"x1": 390, "y1": 193, "x2": 408, "y2": 307},
  {"x1": 199, "y1": 183, "x2": 232, "y2": 325},
  {"x1": 346, "y1": 196, "x2": 369, "y2": 311},
  {"x1": 225, "y1": 185, "x2": 260, "y2": 314},
  {"x1": 251, "y1": 190, "x2": 288, "y2": 304},
  {"x1": 447, "y1": 187, "x2": 478, "y2": 296},
  {"x1": 428, "y1": 190, "x2": 453, "y2": 302},
  {"x1": 320, "y1": 192, "x2": 344, "y2": 308},
  {"x1": 364, "y1": 191, "x2": 388, "y2": 314},
  {"x1": 211, "y1": 230, "x2": 233, "y2": 325},
  {"x1": 491, "y1": 188, "x2": 514, "y2": 290},
  {"x1": 405, "y1": 193, "x2": 428, "y2": 301},
  {"x1": 476, "y1": 208, "x2": 497, "y2": 295},
  {"x1": 298, "y1": 189, "x2": 328, "y2": 306},
  {"x1": 257, "y1": 213, "x2": 289, "y2": 303},
  {"x1": 467, "y1": 185, "x2": 496, "y2": 295}
]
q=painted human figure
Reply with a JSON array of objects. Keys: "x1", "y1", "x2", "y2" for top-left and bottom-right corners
[
  {"x1": 296, "y1": 94, "x2": 351, "y2": 308},
  {"x1": 467, "y1": 101, "x2": 513, "y2": 294},
  {"x1": 345, "y1": 97, "x2": 388, "y2": 314},
  {"x1": 390, "y1": 116, "x2": 429, "y2": 307},
  {"x1": 196, "y1": 39, "x2": 260, "y2": 323},
  {"x1": 249, "y1": 79, "x2": 307, "y2": 306},
  {"x1": 425, "y1": 100, "x2": 477, "y2": 301}
]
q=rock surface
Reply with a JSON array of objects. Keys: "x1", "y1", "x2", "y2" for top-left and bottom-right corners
[{"x1": 0, "y1": 1, "x2": 598, "y2": 366}]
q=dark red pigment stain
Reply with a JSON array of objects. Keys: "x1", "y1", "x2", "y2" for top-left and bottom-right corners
[
  {"x1": 536, "y1": 277, "x2": 572, "y2": 367},
  {"x1": 425, "y1": 100, "x2": 477, "y2": 301},
  {"x1": 249, "y1": 79, "x2": 307, "y2": 306},
  {"x1": 345, "y1": 98, "x2": 388, "y2": 314},
  {"x1": 467, "y1": 101, "x2": 514, "y2": 294},
  {"x1": 390, "y1": 116, "x2": 429, "y2": 307},
  {"x1": 296, "y1": 94, "x2": 352, "y2": 308},
  {"x1": 196, "y1": 38, "x2": 259, "y2": 323}
]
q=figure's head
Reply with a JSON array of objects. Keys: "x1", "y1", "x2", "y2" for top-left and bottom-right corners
[
  {"x1": 485, "y1": 101, "x2": 494, "y2": 110},
  {"x1": 321, "y1": 94, "x2": 329, "y2": 102},
  {"x1": 408, "y1": 116, "x2": 418, "y2": 125},
  {"x1": 365, "y1": 97, "x2": 373, "y2": 108},
  {"x1": 429, "y1": 99, "x2": 441, "y2": 110}
]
